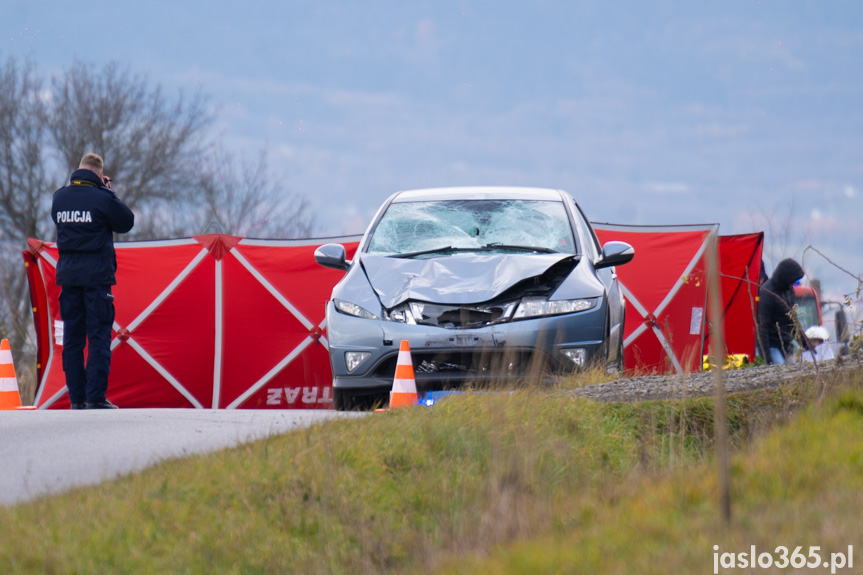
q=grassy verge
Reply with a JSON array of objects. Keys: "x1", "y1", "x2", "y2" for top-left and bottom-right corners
[
  {"x1": 1, "y1": 369, "x2": 860, "y2": 574},
  {"x1": 437, "y1": 381, "x2": 863, "y2": 574}
]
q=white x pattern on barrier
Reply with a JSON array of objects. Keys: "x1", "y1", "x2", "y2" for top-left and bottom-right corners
[
  {"x1": 620, "y1": 232, "x2": 713, "y2": 374},
  {"x1": 32, "y1": 239, "x2": 329, "y2": 409}
]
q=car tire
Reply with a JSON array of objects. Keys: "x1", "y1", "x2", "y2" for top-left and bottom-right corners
[
  {"x1": 605, "y1": 311, "x2": 625, "y2": 374},
  {"x1": 601, "y1": 310, "x2": 612, "y2": 372},
  {"x1": 333, "y1": 387, "x2": 388, "y2": 411},
  {"x1": 613, "y1": 333, "x2": 625, "y2": 373},
  {"x1": 333, "y1": 387, "x2": 355, "y2": 411}
]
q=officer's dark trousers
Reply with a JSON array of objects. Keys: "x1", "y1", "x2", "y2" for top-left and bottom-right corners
[{"x1": 59, "y1": 286, "x2": 115, "y2": 404}]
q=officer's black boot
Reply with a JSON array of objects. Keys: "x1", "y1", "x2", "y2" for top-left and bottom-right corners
[{"x1": 85, "y1": 400, "x2": 119, "y2": 409}]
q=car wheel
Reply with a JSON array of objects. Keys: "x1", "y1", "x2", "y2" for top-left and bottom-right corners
[
  {"x1": 601, "y1": 310, "x2": 612, "y2": 371},
  {"x1": 333, "y1": 387, "x2": 356, "y2": 411},
  {"x1": 333, "y1": 387, "x2": 389, "y2": 411},
  {"x1": 605, "y1": 311, "x2": 625, "y2": 374},
  {"x1": 614, "y1": 333, "x2": 625, "y2": 373}
]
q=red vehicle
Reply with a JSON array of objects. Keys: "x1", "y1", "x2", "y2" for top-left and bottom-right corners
[
  {"x1": 793, "y1": 284, "x2": 852, "y2": 356},
  {"x1": 793, "y1": 285, "x2": 823, "y2": 331}
]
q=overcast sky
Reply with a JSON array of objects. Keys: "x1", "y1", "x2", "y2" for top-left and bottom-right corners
[{"x1": 6, "y1": 1, "x2": 862, "y2": 294}]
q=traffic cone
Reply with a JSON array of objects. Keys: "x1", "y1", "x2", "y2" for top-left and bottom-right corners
[
  {"x1": 388, "y1": 340, "x2": 418, "y2": 408},
  {"x1": 1, "y1": 339, "x2": 25, "y2": 410}
]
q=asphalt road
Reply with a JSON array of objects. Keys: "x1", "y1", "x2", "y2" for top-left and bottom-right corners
[{"x1": 0, "y1": 408, "x2": 361, "y2": 506}]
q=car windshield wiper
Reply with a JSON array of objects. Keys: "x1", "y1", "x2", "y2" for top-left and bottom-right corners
[
  {"x1": 393, "y1": 243, "x2": 559, "y2": 258},
  {"x1": 481, "y1": 243, "x2": 559, "y2": 254},
  {"x1": 392, "y1": 245, "x2": 459, "y2": 258}
]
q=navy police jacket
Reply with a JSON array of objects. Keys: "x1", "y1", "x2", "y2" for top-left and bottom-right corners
[{"x1": 51, "y1": 169, "x2": 135, "y2": 286}]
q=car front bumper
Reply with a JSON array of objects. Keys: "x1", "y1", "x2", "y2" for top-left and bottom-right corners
[{"x1": 325, "y1": 300, "x2": 607, "y2": 391}]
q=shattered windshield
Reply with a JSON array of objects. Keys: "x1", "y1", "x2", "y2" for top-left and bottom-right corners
[{"x1": 366, "y1": 199, "x2": 577, "y2": 256}]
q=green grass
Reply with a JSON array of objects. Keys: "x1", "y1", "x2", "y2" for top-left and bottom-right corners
[{"x1": 1, "y1": 369, "x2": 860, "y2": 574}]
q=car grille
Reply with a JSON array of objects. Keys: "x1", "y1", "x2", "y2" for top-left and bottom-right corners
[
  {"x1": 390, "y1": 300, "x2": 519, "y2": 328},
  {"x1": 426, "y1": 306, "x2": 501, "y2": 328}
]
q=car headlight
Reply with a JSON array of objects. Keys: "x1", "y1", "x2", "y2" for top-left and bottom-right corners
[
  {"x1": 513, "y1": 296, "x2": 597, "y2": 319},
  {"x1": 561, "y1": 348, "x2": 587, "y2": 368},
  {"x1": 334, "y1": 299, "x2": 379, "y2": 320},
  {"x1": 345, "y1": 351, "x2": 372, "y2": 373},
  {"x1": 385, "y1": 302, "x2": 423, "y2": 324}
]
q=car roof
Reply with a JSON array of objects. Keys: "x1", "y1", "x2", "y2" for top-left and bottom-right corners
[{"x1": 391, "y1": 186, "x2": 566, "y2": 202}]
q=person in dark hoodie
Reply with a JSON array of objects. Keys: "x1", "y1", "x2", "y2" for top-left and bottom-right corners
[
  {"x1": 51, "y1": 153, "x2": 134, "y2": 409},
  {"x1": 757, "y1": 258, "x2": 807, "y2": 364}
]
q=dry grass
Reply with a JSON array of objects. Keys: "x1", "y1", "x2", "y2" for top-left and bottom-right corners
[
  {"x1": 0, "y1": 366, "x2": 859, "y2": 574},
  {"x1": 437, "y1": 377, "x2": 863, "y2": 574}
]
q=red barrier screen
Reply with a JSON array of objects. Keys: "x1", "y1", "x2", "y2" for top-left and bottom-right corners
[{"x1": 24, "y1": 235, "x2": 360, "y2": 409}]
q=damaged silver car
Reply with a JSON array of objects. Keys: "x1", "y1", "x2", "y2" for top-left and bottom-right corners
[{"x1": 315, "y1": 187, "x2": 634, "y2": 410}]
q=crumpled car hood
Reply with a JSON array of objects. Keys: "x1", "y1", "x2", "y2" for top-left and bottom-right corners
[{"x1": 361, "y1": 253, "x2": 576, "y2": 309}]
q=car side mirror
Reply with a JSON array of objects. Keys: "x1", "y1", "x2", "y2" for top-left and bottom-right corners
[
  {"x1": 596, "y1": 241, "x2": 634, "y2": 269},
  {"x1": 836, "y1": 309, "x2": 849, "y2": 342},
  {"x1": 314, "y1": 243, "x2": 351, "y2": 271}
]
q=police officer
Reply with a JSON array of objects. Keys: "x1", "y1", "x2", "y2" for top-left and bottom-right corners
[{"x1": 51, "y1": 153, "x2": 134, "y2": 409}]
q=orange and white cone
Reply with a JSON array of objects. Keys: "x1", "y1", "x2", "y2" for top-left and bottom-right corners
[
  {"x1": 1, "y1": 339, "x2": 26, "y2": 410},
  {"x1": 389, "y1": 340, "x2": 418, "y2": 408}
]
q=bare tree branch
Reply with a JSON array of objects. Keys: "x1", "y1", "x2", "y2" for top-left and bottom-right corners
[
  {"x1": 175, "y1": 146, "x2": 316, "y2": 238},
  {"x1": 0, "y1": 56, "x2": 53, "y2": 242},
  {"x1": 0, "y1": 56, "x2": 317, "y2": 403},
  {"x1": 48, "y1": 60, "x2": 214, "y2": 225}
]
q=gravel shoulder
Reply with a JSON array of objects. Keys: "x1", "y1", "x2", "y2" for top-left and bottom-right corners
[{"x1": 572, "y1": 355, "x2": 863, "y2": 402}]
